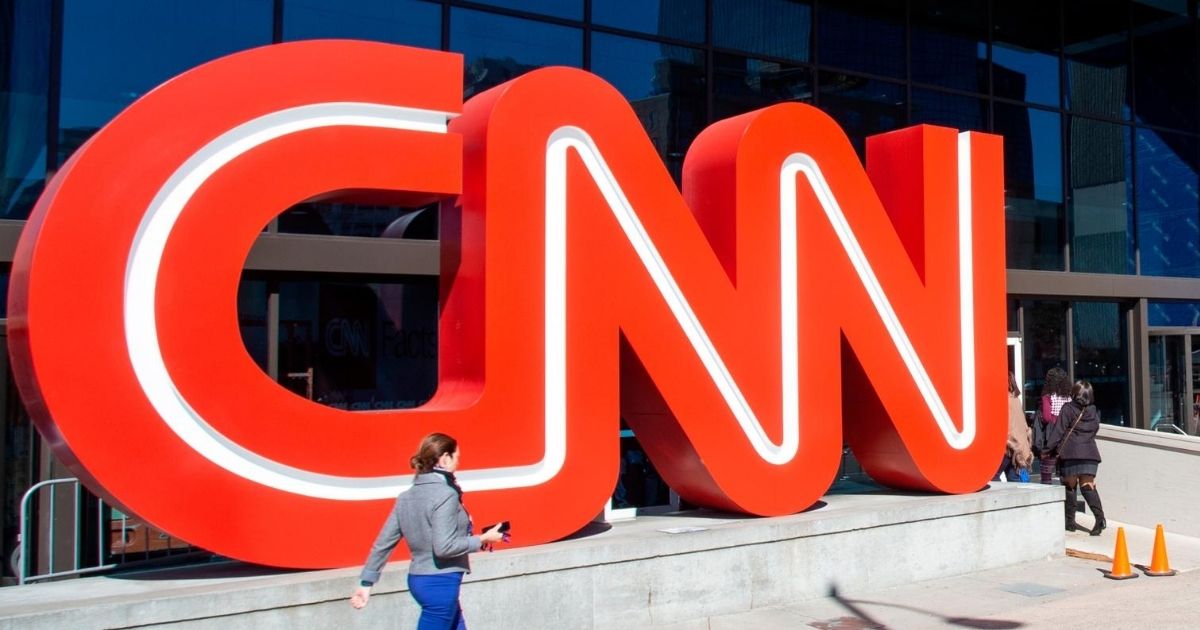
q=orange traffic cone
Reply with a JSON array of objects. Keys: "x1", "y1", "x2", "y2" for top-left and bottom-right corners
[
  {"x1": 1104, "y1": 527, "x2": 1139, "y2": 580},
  {"x1": 1144, "y1": 524, "x2": 1178, "y2": 577}
]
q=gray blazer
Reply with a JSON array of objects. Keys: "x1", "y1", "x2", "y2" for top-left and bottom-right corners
[{"x1": 359, "y1": 473, "x2": 482, "y2": 584}]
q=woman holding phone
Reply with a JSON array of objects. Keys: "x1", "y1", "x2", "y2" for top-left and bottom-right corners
[{"x1": 350, "y1": 433, "x2": 507, "y2": 629}]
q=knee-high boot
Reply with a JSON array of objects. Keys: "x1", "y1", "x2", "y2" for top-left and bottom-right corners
[
  {"x1": 1064, "y1": 485, "x2": 1077, "y2": 532},
  {"x1": 1080, "y1": 485, "x2": 1106, "y2": 536}
]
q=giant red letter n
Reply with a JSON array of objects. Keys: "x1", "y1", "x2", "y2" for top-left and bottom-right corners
[{"x1": 8, "y1": 41, "x2": 1006, "y2": 568}]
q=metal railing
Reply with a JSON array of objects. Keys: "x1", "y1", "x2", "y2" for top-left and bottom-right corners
[{"x1": 17, "y1": 478, "x2": 116, "y2": 585}]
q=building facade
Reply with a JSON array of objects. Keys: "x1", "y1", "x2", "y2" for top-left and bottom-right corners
[{"x1": 2, "y1": 0, "x2": 1199, "y2": 581}]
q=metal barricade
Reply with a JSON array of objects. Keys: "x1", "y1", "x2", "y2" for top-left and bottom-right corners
[{"x1": 18, "y1": 478, "x2": 115, "y2": 584}]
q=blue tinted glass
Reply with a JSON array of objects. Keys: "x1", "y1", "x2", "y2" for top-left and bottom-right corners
[
  {"x1": 59, "y1": 0, "x2": 273, "y2": 163},
  {"x1": 817, "y1": 73, "x2": 906, "y2": 159},
  {"x1": 713, "y1": 53, "x2": 812, "y2": 121},
  {"x1": 993, "y1": 0, "x2": 1062, "y2": 107},
  {"x1": 282, "y1": 0, "x2": 440, "y2": 48},
  {"x1": 1, "y1": 0, "x2": 51, "y2": 220},
  {"x1": 1064, "y1": 1, "x2": 1131, "y2": 120},
  {"x1": 1149, "y1": 301, "x2": 1200, "y2": 327},
  {"x1": 451, "y1": 8, "x2": 582, "y2": 98},
  {"x1": 713, "y1": 0, "x2": 812, "y2": 62},
  {"x1": 471, "y1": 0, "x2": 581, "y2": 21},
  {"x1": 1133, "y1": 1, "x2": 1197, "y2": 131},
  {"x1": 593, "y1": 0, "x2": 705, "y2": 43},
  {"x1": 1070, "y1": 117, "x2": 1134, "y2": 274},
  {"x1": 237, "y1": 279, "x2": 269, "y2": 371},
  {"x1": 1073, "y1": 301, "x2": 1130, "y2": 426},
  {"x1": 995, "y1": 104, "x2": 1065, "y2": 270},
  {"x1": 591, "y1": 34, "x2": 706, "y2": 183},
  {"x1": 910, "y1": 89, "x2": 986, "y2": 132},
  {"x1": 1137, "y1": 130, "x2": 1200, "y2": 277},
  {"x1": 818, "y1": 0, "x2": 905, "y2": 78},
  {"x1": 911, "y1": 0, "x2": 988, "y2": 93}
]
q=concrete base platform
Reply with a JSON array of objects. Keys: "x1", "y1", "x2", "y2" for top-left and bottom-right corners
[{"x1": 0, "y1": 484, "x2": 1063, "y2": 630}]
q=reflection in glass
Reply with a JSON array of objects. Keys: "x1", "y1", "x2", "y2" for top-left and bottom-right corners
[
  {"x1": 992, "y1": 0, "x2": 1062, "y2": 107},
  {"x1": 713, "y1": 0, "x2": 812, "y2": 62},
  {"x1": 1021, "y1": 300, "x2": 1069, "y2": 402},
  {"x1": 58, "y1": 0, "x2": 273, "y2": 164},
  {"x1": 996, "y1": 104, "x2": 1065, "y2": 270},
  {"x1": 1069, "y1": 117, "x2": 1134, "y2": 274},
  {"x1": 1147, "y1": 334, "x2": 1187, "y2": 432},
  {"x1": 450, "y1": 8, "x2": 582, "y2": 98},
  {"x1": 273, "y1": 278, "x2": 439, "y2": 409},
  {"x1": 591, "y1": 34, "x2": 706, "y2": 182},
  {"x1": 282, "y1": 0, "x2": 440, "y2": 47},
  {"x1": 817, "y1": 73, "x2": 905, "y2": 159},
  {"x1": 1133, "y1": 0, "x2": 1197, "y2": 131},
  {"x1": 1149, "y1": 301, "x2": 1200, "y2": 327},
  {"x1": 1137, "y1": 130, "x2": 1199, "y2": 277},
  {"x1": 1073, "y1": 301, "x2": 1129, "y2": 426},
  {"x1": 712, "y1": 54, "x2": 812, "y2": 121},
  {"x1": 818, "y1": 0, "x2": 905, "y2": 78},
  {"x1": 910, "y1": 0, "x2": 987, "y2": 93},
  {"x1": 593, "y1": 0, "x2": 705, "y2": 43},
  {"x1": 910, "y1": 89, "x2": 986, "y2": 132},
  {"x1": 1064, "y1": 1, "x2": 1131, "y2": 120},
  {"x1": 470, "y1": 0, "x2": 582, "y2": 21},
  {"x1": 0, "y1": 0, "x2": 50, "y2": 220}
]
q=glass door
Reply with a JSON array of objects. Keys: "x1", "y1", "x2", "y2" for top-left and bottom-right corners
[{"x1": 1148, "y1": 333, "x2": 1189, "y2": 434}]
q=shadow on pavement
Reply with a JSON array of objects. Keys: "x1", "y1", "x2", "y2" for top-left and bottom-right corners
[{"x1": 825, "y1": 584, "x2": 1025, "y2": 629}]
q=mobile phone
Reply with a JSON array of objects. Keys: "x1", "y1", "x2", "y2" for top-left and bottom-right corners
[{"x1": 483, "y1": 521, "x2": 511, "y2": 533}]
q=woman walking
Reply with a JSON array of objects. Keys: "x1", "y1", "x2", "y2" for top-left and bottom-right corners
[
  {"x1": 351, "y1": 433, "x2": 506, "y2": 629},
  {"x1": 1049, "y1": 381, "x2": 1106, "y2": 535},
  {"x1": 1037, "y1": 367, "x2": 1072, "y2": 483}
]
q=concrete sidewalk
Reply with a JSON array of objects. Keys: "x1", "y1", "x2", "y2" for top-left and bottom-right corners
[{"x1": 659, "y1": 517, "x2": 1200, "y2": 629}]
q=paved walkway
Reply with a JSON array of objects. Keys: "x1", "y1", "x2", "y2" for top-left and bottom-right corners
[{"x1": 651, "y1": 516, "x2": 1200, "y2": 629}]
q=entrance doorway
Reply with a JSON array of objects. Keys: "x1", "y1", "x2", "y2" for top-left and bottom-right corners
[{"x1": 1148, "y1": 331, "x2": 1200, "y2": 435}]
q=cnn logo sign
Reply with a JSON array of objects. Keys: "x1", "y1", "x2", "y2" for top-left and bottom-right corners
[{"x1": 8, "y1": 41, "x2": 1007, "y2": 568}]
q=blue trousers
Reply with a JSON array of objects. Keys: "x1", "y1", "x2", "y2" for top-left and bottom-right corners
[{"x1": 407, "y1": 572, "x2": 467, "y2": 630}]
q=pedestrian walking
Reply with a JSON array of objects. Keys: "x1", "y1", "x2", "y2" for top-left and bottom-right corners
[{"x1": 1048, "y1": 381, "x2": 1106, "y2": 536}]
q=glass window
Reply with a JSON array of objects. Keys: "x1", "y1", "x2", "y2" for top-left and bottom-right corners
[
  {"x1": 1073, "y1": 301, "x2": 1130, "y2": 426},
  {"x1": 591, "y1": 34, "x2": 706, "y2": 182},
  {"x1": 275, "y1": 278, "x2": 438, "y2": 410},
  {"x1": 817, "y1": 73, "x2": 906, "y2": 159},
  {"x1": 238, "y1": 279, "x2": 270, "y2": 372},
  {"x1": 1070, "y1": 117, "x2": 1134, "y2": 274},
  {"x1": 592, "y1": 0, "x2": 705, "y2": 43},
  {"x1": 1132, "y1": 0, "x2": 1197, "y2": 131},
  {"x1": 58, "y1": 0, "x2": 274, "y2": 164},
  {"x1": 277, "y1": 203, "x2": 437, "y2": 238},
  {"x1": 818, "y1": 0, "x2": 905, "y2": 79},
  {"x1": 450, "y1": 8, "x2": 583, "y2": 98},
  {"x1": 1064, "y1": 0, "x2": 1131, "y2": 120},
  {"x1": 282, "y1": 0, "x2": 440, "y2": 48},
  {"x1": 713, "y1": 0, "x2": 812, "y2": 63},
  {"x1": 1021, "y1": 300, "x2": 1069, "y2": 401},
  {"x1": 0, "y1": 0, "x2": 51, "y2": 221},
  {"x1": 470, "y1": 0, "x2": 582, "y2": 21},
  {"x1": 992, "y1": 0, "x2": 1062, "y2": 107},
  {"x1": 1137, "y1": 129, "x2": 1200, "y2": 277},
  {"x1": 996, "y1": 104, "x2": 1065, "y2": 270},
  {"x1": 910, "y1": 89, "x2": 986, "y2": 132},
  {"x1": 712, "y1": 53, "x2": 813, "y2": 121},
  {"x1": 1149, "y1": 301, "x2": 1200, "y2": 327},
  {"x1": 910, "y1": 0, "x2": 988, "y2": 93}
]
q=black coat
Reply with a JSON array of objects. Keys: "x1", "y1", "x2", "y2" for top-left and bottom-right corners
[{"x1": 1049, "y1": 401, "x2": 1102, "y2": 462}]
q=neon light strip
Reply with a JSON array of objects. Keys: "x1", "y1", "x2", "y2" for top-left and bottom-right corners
[{"x1": 126, "y1": 110, "x2": 977, "y2": 501}]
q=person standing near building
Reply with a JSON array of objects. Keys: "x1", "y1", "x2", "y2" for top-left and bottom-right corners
[
  {"x1": 1048, "y1": 381, "x2": 1106, "y2": 536},
  {"x1": 1036, "y1": 367, "x2": 1071, "y2": 483},
  {"x1": 350, "y1": 433, "x2": 507, "y2": 629},
  {"x1": 998, "y1": 371, "x2": 1034, "y2": 482}
]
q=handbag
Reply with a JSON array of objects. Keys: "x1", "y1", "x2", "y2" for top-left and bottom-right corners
[{"x1": 1031, "y1": 406, "x2": 1050, "y2": 456}]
